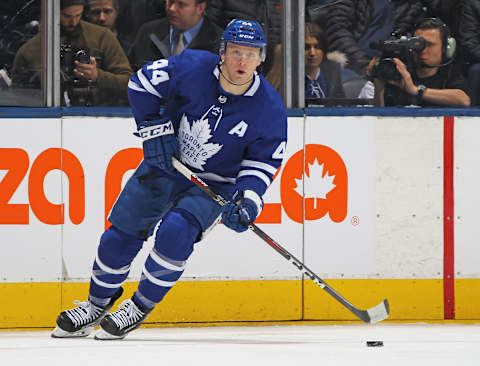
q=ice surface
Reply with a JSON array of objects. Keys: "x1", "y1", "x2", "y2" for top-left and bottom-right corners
[{"x1": 0, "y1": 323, "x2": 479, "y2": 366}]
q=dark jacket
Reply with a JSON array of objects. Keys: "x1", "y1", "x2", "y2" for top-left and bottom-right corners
[
  {"x1": 458, "y1": 0, "x2": 480, "y2": 62},
  {"x1": 129, "y1": 16, "x2": 222, "y2": 69},
  {"x1": 326, "y1": 0, "x2": 424, "y2": 74},
  {"x1": 321, "y1": 57, "x2": 345, "y2": 98},
  {"x1": 12, "y1": 20, "x2": 133, "y2": 106},
  {"x1": 421, "y1": 0, "x2": 464, "y2": 36},
  {"x1": 208, "y1": 0, "x2": 282, "y2": 46}
]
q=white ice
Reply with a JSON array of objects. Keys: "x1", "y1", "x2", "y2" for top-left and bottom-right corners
[{"x1": 1, "y1": 323, "x2": 479, "y2": 366}]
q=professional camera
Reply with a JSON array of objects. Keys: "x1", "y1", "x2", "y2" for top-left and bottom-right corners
[
  {"x1": 370, "y1": 36, "x2": 426, "y2": 80},
  {"x1": 60, "y1": 45, "x2": 91, "y2": 74},
  {"x1": 60, "y1": 44, "x2": 96, "y2": 106}
]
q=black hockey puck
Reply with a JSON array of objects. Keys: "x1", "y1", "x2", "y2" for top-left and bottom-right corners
[{"x1": 366, "y1": 341, "x2": 384, "y2": 347}]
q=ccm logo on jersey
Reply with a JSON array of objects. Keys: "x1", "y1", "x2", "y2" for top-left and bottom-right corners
[{"x1": 139, "y1": 121, "x2": 174, "y2": 141}]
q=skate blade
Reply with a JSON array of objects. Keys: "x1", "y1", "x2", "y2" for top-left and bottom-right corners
[
  {"x1": 51, "y1": 325, "x2": 94, "y2": 338},
  {"x1": 94, "y1": 329, "x2": 126, "y2": 340}
]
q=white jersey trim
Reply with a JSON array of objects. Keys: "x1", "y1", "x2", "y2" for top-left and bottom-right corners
[
  {"x1": 213, "y1": 66, "x2": 220, "y2": 80},
  {"x1": 128, "y1": 80, "x2": 147, "y2": 93},
  {"x1": 237, "y1": 169, "x2": 271, "y2": 187},
  {"x1": 243, "y1": 190, "x2": 263, "y2": 217},
  {"x1": 137, "y1": 69, "x2": 162, "y2": 98},
  {"x1": 241, "y1": 159, "x2": 278, "y2": 175},
  {"x1": 244, "y1": 72, "x2": 260, "y2": 96}
]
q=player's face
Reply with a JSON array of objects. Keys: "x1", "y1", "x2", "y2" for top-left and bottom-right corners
[
  {"x1": 166, "y1": 0, "x2": 206, "y2": 31},
  {"x1": 305, "y1": 36, "x2": 324, "y2": 71},
  {"x1": 87, "y1": 0, "x2": 118, "y2": 31},
  {"x1": 60, "y1": 5, "x2": 84, "y2": 33},
  {"x1": 414, "y1": 28, "x2": 443, "y2": 67},
  {"x1": 221, "y1": 43, "x2": 262, "y2": 84}
]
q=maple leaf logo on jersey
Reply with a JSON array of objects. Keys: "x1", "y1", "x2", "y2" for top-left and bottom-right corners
[{"x1": 178, "y1": 114, "x2": 223, "y2": 170}]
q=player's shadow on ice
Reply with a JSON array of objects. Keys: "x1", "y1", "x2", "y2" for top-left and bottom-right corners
[{"x1": 119, "y1": 337, "x2": 318, "y2": 345}]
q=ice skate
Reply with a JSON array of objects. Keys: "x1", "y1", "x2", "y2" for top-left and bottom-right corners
[
  {"x1": 51, "y1": 287, "x2": 123, "y2": 338},
  {"x1": 94, "y1": 298, "x2": 151, "y2": 340}
]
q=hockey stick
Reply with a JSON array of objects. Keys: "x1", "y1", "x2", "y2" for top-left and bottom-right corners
[{"x1": 172, "y1": 157, "x2": 390, "y2": 324}]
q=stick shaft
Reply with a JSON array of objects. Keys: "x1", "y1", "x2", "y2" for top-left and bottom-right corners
[{"x1": 172, "y1": 157, "x2": 390, "y2": 323}]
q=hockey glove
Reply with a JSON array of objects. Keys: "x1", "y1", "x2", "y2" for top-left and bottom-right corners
[
  {"x1": 136, "y1": 118, "x2": 178, "y2": 174},
  {"x1": 221, "y1": 193, "x2": 259, "y2": 233}
]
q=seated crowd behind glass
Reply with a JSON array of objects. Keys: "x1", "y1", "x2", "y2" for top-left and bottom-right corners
[{"x1": 0, "y1": 0, "x2": 475, "y2": 107}]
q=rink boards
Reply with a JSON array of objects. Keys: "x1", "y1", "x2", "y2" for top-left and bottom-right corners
[{"x1": 1, "y1": 111, "x2": 479, "y2": 327}]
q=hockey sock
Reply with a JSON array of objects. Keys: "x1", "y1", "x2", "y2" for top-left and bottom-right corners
[
  {"x1": 133, "y1": 209, "x2": 200, "y2": 310},
  {"x1": 89, "y1": 226, "x2": 144, "y2": 307}
]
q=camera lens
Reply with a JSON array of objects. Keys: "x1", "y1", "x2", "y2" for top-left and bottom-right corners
[
  {"x1": 75, "y1": 50, "x2": 90, "y2": 64},
  {"x1": 372, "y1": 58, "x2": 401, "y2": 80}
]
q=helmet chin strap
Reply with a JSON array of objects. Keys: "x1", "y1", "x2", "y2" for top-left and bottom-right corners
[{"x1": 219, "y1": 63, "x2": 253, "y2": 86}]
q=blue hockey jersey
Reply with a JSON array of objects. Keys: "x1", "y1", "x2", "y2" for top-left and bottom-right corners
[{"x1": 128, "y1": 49, "x2": 287, "y2": 200}]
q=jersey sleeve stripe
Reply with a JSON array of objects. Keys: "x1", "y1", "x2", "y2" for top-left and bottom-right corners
[
  {"x1": 243, "y1": 189, "x2": 263, "y2": 216},
  {"x1": 137, "y1": 69, "x2": 162, "y2": 98},
  {"x1": 237, "y1": 169, "x2": 271, "y2": 187},
  {"x1": 128, "y1": 80, "x2": 147, "y2": 93},
  {"x1": 241, "y1": 159, "x2": 278, "y2": 175}
]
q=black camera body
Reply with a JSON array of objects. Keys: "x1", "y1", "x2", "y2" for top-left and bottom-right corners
[
  {"x1": 60, "y1": 45, "x2": 95, "y2": 106},
  {"x1": 371, "y1": 36, "x2": 426, "y2": 80},
  {"x1": 60, "y1": 44, "x2": 91, "y2": 75}
]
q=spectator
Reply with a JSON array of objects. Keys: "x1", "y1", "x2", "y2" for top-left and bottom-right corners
[
  {"x1": 85, "y1": 0, "x2": 132, "y2": 55},
  {"x1": 207, "y1": 0, "x2": 282, "y2": 75},
  {"x1": 305, "y1": 22, "x2": 345, "y2": 100},
  {"x1": 367, "y1": 18, "x2": 470, "y2": 107},
  {"x1": 458, "y1": 0, "x2": 480, "y2": 106},
  {"x1": 326, "y1": 0, "x2": 424, "y2": 78},
  {"x1": 11, "y1": 0, "x2": 132, "y2": 106},
  {"x1": 129, "y1": 0, "x2": 222, "y2": 69},
  {"x1": 116, "y1": 0, "x2": 166, "y2": 38},
  {"x1": 421, "y1": 0, "x2": 464, "y2": 37}
]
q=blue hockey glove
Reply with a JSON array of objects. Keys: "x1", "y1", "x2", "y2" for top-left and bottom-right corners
[
  {"x1": 136, "y1": 118, "x2": 178, "y2": 174},
  {"x1": 221, "y1": 194, "x2": 259, "y2": 233}
]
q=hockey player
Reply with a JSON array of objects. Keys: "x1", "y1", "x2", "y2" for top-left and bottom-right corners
[{"x1": 51, "y1": 19, "x2": 287, "y2": 340}]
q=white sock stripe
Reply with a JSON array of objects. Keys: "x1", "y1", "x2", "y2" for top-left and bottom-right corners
[
  {"x1": 135, "y1": 291, "x2": 157, "y2": 309},
  {"x1": 237, "y1": 169, "x2": 271, "y2": 187},
  {"x1": 241, "y1": 159, "x2": 278, "y2": 175},
  {"x1": 142, "y1": 265, "x2": 176, "y2": 287},
  {"x1": 149, "y1": 250, "x2": 185, "y2": 272},
  {"x1": 95, "y1": 254, "x2": 130, "y2": 275},
  {"x1": 91, "y1": 273, "x2": 124, "y2": 289},
  {"x1": 137, "y1": 69, "x2": 162, "y2": 98}
]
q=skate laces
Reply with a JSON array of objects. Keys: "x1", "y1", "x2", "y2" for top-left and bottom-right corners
[
  {"x1": 109, "y1": 299, "x2": 145, "y2": 329},
  {"x1": 65, "y1": 300, "x2": 103, "y2": 327}
]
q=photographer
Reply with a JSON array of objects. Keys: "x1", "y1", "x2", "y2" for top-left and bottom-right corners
[
  {"x1": 367, "y1": 18, "x2": 470, "y2": 107},
  {"x1": 11, "y1": 0, "x2": 133, "y2": 106}
]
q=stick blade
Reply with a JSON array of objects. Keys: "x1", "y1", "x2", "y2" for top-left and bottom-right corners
[{"x1": 365, "y1": 299, "x2": 390, "y2": 324}]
